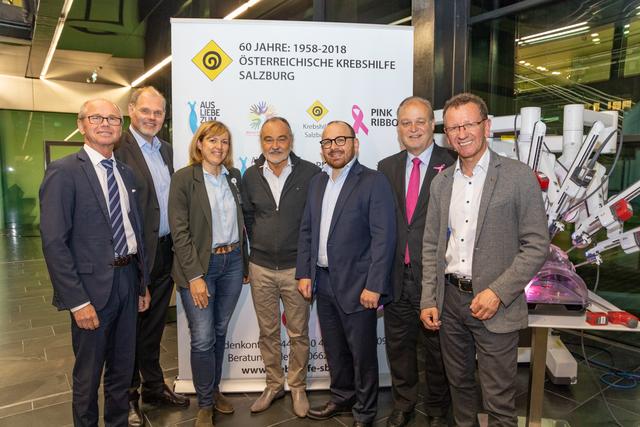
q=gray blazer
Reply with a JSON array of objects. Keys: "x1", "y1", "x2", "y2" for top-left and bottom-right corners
[
  {"x1": 420, "y1": 149, "x2": 550, "y2": 333},
  {"x1": 168, "y1": 163, "x2": 248, "y2": 288}
]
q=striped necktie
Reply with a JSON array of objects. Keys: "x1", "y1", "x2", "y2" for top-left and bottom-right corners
[{"x1": 100, "y1": 159, "x2": 129, "y2": 257}]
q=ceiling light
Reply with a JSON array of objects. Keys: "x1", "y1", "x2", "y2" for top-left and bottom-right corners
[
  {"x1": 519, "y1": 22, "x2": 588, "y2": 41},
  {"x1": 552, "y1": 71, "x2": 561, "y2": 75},
  {"x1": 519, "y1": 60, "x2": 526, "y2": 64},
  {"x1": 40, "y1": 0, "x2": 75, "y2": 79},
  {"x1": 523, "y1": 26, "x2": 589, "y2": 44},
  {"x1": 130, "y1": 56, "x2": 172, "y2": 87},
  {"x1": 592, "y1": 38, "x2": 600, "y2": 42},
  {"x1": 624, "y1": 24, "x2": 630, "y2": 28},
  {"x1": 624, "y1": 30, "x2": 630, "y2": 35},
  {"x1": 64, "y1": 128, "x2": 80, "y2": 141},
  {"x1": 524, "y1": 62, "x2": 531, "y2": 66},
  {"x1": 389, "y1": 16, "x2": 411, "y2": 25},
  {"x1": 128, "y1": 0, "x2": 262, "y2": 86},
  {"x1": 591, "y1": 33, "x2": 599, "y2": 37}
]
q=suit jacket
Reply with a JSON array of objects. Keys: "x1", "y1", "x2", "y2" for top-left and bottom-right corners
[
  {"x1": 295, "y1": 160, "x2": 396, "y2": 314},
  {"x1": 420, "y1": 150, "x2": 550, "y2": 333},
  {"x1": 39, "y1": 148, "x2": 149, "y2": 312},
  {"x1": 169, "y1": 164, "x2": 248, "y2": 288},
  {"x1": 115, "y1": 130, "x2": 174, "y2": 272},
  {"x1": 378, "y1": 144, "x2": 456, "y2": 301}
]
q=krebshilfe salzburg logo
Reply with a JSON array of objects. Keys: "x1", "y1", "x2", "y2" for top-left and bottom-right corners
[{"x1": 192, "y1": 40, "x2": 232, "y2": 81}]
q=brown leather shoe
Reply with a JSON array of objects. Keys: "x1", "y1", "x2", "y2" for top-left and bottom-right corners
[
  {"x1": 214, "y1": 391, "x2": 234, "y2": 414},
  {"x1": 195, "y1": 407, "x2": 214, "y2": 427},
  {"x1": 141, "y1": 384, "x2": 190, "y2": 408},
  {"x1": 250, "y1": 387, "x2": 285, "y2": 413},
  {"x1": 291, "y1": 388, "x2": 309, "y2": 417}
]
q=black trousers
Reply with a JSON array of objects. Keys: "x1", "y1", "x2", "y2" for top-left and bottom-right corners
[
  {"x1": 440, "y1": 282, "x2": 519, "y2": 427},
  {"x1": 131, "y1": 237, "x2": 174, "y2": 395},
  {"x1": 316, "y1": 267, "x2": 379, "y2": 423},
  {"x1": 384, "y1": 264, "x2": 450, "y2": 416},
  {"x1": 71, "y1": 262, "x2": 138, "y2": 427}
]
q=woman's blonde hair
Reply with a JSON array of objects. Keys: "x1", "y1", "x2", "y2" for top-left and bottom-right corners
[{"x1": 188, "y1": 120, "x2": 234, "y2": 170}]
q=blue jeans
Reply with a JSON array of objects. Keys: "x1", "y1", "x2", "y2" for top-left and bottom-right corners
[{"x1": 179, "y1": 247, "x2": 243, "y2": 408}]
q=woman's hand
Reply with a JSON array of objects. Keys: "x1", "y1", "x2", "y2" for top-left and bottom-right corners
[{"x1": 189, "y1": 278, "x2": 209, "y2": 309}]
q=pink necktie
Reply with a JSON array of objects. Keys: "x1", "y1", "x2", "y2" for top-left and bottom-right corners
[{"x1": 404, "y1": 157, "x2": 421, "y2": 264}]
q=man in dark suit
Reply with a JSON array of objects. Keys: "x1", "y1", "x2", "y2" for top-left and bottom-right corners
[
  {"x1": 296, "y1": 120, "x2": 396, "y2": 427},
  {"x1": 40, "y1": 98, "x2": 151, "y2": 427},
  {"x1": 115, "y1": 87, "x2": 188, "y2": 426},
  {"x1": 378, "y1": 96, "x2": 456, "y2": 427},
  {"x1": 420, "y1": 93, "x2": 549, "y2": 426}
]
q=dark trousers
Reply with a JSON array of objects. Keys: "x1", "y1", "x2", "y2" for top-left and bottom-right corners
[
  {"x1": 71, "y1": 262, "x2": 138, "y2": 427},
  {"x1": 131, "y1": 237, "x2": 174, "y2": 396},
  {"x1": 316, "y1": 267, "x2": 379, "y2": 423},
  {"x1": 440, "y1": 283, "x2": 519, "y2": 427},
  {"x1": 384, "y1": 264, "x2": 450, "y2": 416}
]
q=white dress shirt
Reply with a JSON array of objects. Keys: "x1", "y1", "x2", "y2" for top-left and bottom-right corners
[
  {"x1": 445, "y1": 148, "x2": 490, "y2": 278},
  {"x1": 203, "y1": 166, "x2": 239, "y2": 248},
  {"x1": 317, "y1": 158, "x2": 356, "y2": 267},
  {"x1": 262, "y1": 156, "x2": 292, "y2": 209},
  {"x1": 404, "y1": 143, "x2": 434, "y2": 194},
  {"x1": 73, "y1": 145, "x2": 138, "y2": 312}
]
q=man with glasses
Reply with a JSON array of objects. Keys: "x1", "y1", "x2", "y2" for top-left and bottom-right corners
[
  {"x1": 420, "y1": 93, "x2": 549, "y2": 427},
  {"x1": 40, "y1": 99, "x2": 151, "y2": 426},
  {"x1": 241, "y1": 117, "x2": 319, "y2": 417},
  {"x1": 115, "y1": 87, "x2": 189, "y2": 426},
  {"x1": 296, "y1": 120, "x2": 396, "y2": 427},
  {"x1": 378, "y1": 96, "x2": 455, "y2": 427}
]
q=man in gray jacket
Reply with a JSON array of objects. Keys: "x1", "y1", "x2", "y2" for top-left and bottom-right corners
[
  {"x1": 420, "y1": 93, "x2": 549, "y2": 427},
  {"x1": 241, "y1": 117, "x2": 320, "y2": 417}
]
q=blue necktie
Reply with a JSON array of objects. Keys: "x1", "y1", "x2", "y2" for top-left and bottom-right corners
[{"x1": 101, "y1": 159, "x2": 129, "y2": 257}]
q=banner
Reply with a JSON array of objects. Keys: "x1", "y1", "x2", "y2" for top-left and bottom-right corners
[{"x1": 171, "y1": 18, "x2": 413, "y2": 392}]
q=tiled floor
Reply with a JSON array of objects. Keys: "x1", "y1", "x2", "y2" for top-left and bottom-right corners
[{"x1": 1, "y1": 231, "x2": 639, "y2": 426}]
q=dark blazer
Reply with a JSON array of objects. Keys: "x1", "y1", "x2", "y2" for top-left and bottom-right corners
[
  {"x1": 169, "y1": 164, "x2": 248, "y2": 288},
  {"x1": 295, "y1": 160, "x2": 396, "y2": 314},
  {"x1": 421, "y1": 150, "x2": 550, "y2": 333},
  {"x1": 115, "y1": 130, "x2": 174, "y2": 272},
  {"x1": 39, "y1": 148, "x2": 149, "y2": 312},
  {"x1": 378, "y1": 144, "x2": 456, "y2": 301}
]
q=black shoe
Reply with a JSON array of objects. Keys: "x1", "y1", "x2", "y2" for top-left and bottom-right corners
[
  {"x1": 307, "y1": 401, "x2": 352, "y2": 420},
  {"x1": 353, "y1": 422, "x2": 372, "y2": 427},
  {"x1": 427, "y1": 415, "x2": 448, "y2": 427},
  {"x1": 387, "y1": 409, "x2": 413, "y2": 427},
  {"x1": 128, "y1": 400, "x2": 145, "y2": 427},
  {"x1": 141, "y1": 384, "x2": 190, "y2": 408}
]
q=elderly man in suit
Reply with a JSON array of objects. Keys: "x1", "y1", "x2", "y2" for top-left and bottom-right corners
[
  {"x1": 378, "y1": 96, "x2": 455, "y2": 427},
  {"x1": 115, "y1": 86, "x2": 189, "y2": 426},
  {"x1": 40, "y1": 98, "x2": 150, "y2": 427},
  {"x1": 296, "y1": 120, "x2": 396, "y2": 427},
  {"x1": 420, "y1": 93, "x2": 549, "y2": 427}
]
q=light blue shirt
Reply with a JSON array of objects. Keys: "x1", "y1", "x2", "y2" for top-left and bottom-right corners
[
  {"x1": 405, "y1": 143, "x2": 434, "y2": 194},
  {"x1": 317, "y1": 158, "x2": 356, "y2": 267},
  {"x1": 130, "y1": 126, "x2": 171, "y2": 237},
  {"x1": 203, "y1": 166, "x2": 239, "y2": 248}
]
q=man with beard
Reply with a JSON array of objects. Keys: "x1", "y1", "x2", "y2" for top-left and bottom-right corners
[
  {"x1": 296, "y1": 120, "x2": 396, "y2": 427},
  {"x1": 241, "y1": 117, "x2": 319, "y2": 417}
]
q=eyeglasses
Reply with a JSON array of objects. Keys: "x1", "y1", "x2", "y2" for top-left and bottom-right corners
[
  {"x1": 319, "y1": 136, "x2": 354, "y2": 149},
  {"x1": 443, "y1": 119, "x2": 485, "y2": 135},
  {"x1": 83, "y1": 115, "x2": 123, "y2": 126},
  {"x1": 399, "y1": 119, "x2": 429, "y2": 129}
]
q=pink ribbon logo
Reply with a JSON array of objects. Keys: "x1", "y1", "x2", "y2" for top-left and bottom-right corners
[
  {"x1": 351, "y1": 104, "x2": 369, "y2": 135},
  {"x1": 434, "y1": 163, "x2": 446, "y2": 173}
]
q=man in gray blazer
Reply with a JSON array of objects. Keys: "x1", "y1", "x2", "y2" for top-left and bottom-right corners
[{"x1": 420, "y1": 93, "x2": 549, "y2": 427}]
